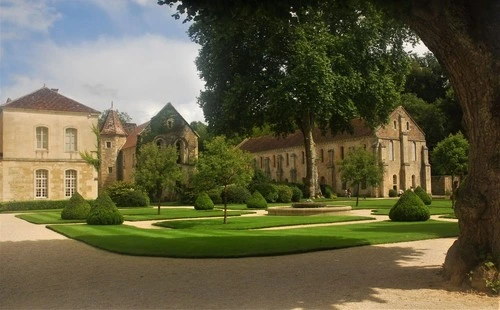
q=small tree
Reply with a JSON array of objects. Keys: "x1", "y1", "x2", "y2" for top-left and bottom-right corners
[
  {"x1": 194, "y1": 136, "x2": 254, "y2": 223},
  {"x1": 135, "y1": 142, "x2": 182, "y2": 214},
  {"x1": 337, "y1": 147, "x2": 384, "y2": 206},
  {"x1": 431, "y1": 132, "x2": 469, "y2": 206}
]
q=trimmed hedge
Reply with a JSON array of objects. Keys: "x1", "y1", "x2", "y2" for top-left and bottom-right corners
[
  {"x1": 246, "y1": 191, "x2": 267, "y2": 209},
  {"x1": 320, "y1": 184, "x2": 333, "y2": 199},
  {"x1": 0, "y1": 200, "x2": 71, "y2": 212},
  {"x1": 194, "y1": 192, "x2": 214, "y2": 210},
  {"x1": 207, "y1": 188, "x2": 223, "y2": 205},
  {"x1": 389, "y1": 190, "x2": 430, "y2": 222},
  {"x1": 86, "y1": 192, "x2": 124, "y2": 225},
  {"x1": 276, "y1": 185, "x2": 293, "y2": 203},
  {"x1": 414, "y1": 186, "x2": 432, "y2": 205},
  {"x1": 255, "y1": 183, "x2": 278, "y2": 203},
  {"x1": 388, "y1": 189, "x2": 398, "y2": 197},
  {"x1": 61, "y1": 192, "x2": 91, "y2": 220}
]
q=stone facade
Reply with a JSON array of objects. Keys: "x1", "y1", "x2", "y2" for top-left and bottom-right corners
[
  {"x1": 0, "y1": 87, "x2": 100, "y2": 202},
  {"x1": 101, "y1": 103, "x2": 199, "y2": 187},
  {"x1": 239, "y1": 106, "x2": 431, "y2": 197}
]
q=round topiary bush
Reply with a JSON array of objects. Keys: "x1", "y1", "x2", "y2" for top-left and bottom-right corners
[
  {"x1": 414, "y1": 186, "x2": 432, "y2": 205},
  {"x1": 276, "y1": 185, "x2": 293, "y2": 203},
  {"x1": 388, "y1": 189, "x2": 398, "y2": 197},
  {"x1": 224, "y1": 185, "x2": 251, "y2": 204},
  {"x1": 61, "y1": 192, "x2": 91, "y2": 220},
  {"x1": 389, "y1": 189, "x2": 430, "y2": 222},
  {"x1": 255, "y1": 183, "x2": 278, "y2": 203},
  {"x1": 289, "y1": 185, "x2": 303, "y2": 202},
  {"x1": 246, "y1": 191, "x2": 267, "y2": 209},
  {"x1": 86, "y1": 192, "x2": 124, "y2": 225},
  {"x1": 194, "y1": 192, "x2": 215, "y2": 210}
]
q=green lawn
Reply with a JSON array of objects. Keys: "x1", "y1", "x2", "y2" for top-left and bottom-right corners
[
  {"x1": 48, "y1": 220, "x2": 459, "y2": 258},
  {"x1": 16, "y1": 208, "x2": 255, "y2": 224},
  {"x1": 154, "y1": 215, "x2": 374, "y2": 230}
]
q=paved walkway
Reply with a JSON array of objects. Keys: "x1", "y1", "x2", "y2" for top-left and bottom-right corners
[{"x1": 1, "y1": 211, "x2": 497, "y2": 310}]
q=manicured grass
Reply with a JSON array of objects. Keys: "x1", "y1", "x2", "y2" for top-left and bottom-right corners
[
  {"x1": 154, "y1": 215, "x2": 374, "y2": 230},
  {"x1": 48, "y1": 220, "x2": 459, "y2": 258},
  {"x1": 16, "y1": 208, "x2": 255, "y2": 224}
]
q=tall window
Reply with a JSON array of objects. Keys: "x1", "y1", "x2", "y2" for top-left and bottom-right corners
[
  {"x1": 340, "y1": 146, "x2": 345, "y2": 159},
  {"x1": 389, "y1": 140, "x2": 394, "y2": 161},
  {"x1": 65, "y1": 128, "x2": 77, "y2": 151},
  {"x1": 65, "y1": 170, "x2": 77, "y2": 197},
  {"x1": 411, "y1": 141, "x2": 417, "y2": 161},
  {"x1": 35, "y1": 169, "x2": 48, "y2": 198},
  {"x1": 36, "y1": 126, "x2": 48, "y2": 149},
  {"x1": 392, "y1": 174, "x2": 398, "y2": 190}
]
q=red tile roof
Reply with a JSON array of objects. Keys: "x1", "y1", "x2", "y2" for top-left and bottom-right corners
[
  {"x1": 239, "y1": 118, "x2": 375, "y2": 153},
  {"x1": 121, "y1": 122, "x2": 150, "y2": 150},
  {"x1": 1, "y1": 87, "x2": 99, "y2": 114},
  {"x1": 100, "y1": 110, "x2": 128, "y2": 136}
]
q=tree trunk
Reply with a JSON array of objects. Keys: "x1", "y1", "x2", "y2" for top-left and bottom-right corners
[
  {"x1": 223, "y1": 185, "x2": 228, "y2": 224},
  {"x1": 300, "y1": 115, "x2": 322, "y2": 199},
  {"x1": 395, "y1": 0, "x2": 500, "y2": 287}
]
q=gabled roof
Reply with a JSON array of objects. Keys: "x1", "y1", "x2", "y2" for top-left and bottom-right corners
[
  {"x1": 121, "y1": 121, "x2": 150, "y2": 150},
  {"x1": 158, "y1": 102, "x2": 200, "y2": 138},
  {"x1": 1, "y1": 86, "x2": 100, "y2": 114},
  {"x1": 100, "y1": 110, "x2": 128, "y2": 136},
  {"x1": 239, "y1": 118, "x2": 375, "y2": 153}
]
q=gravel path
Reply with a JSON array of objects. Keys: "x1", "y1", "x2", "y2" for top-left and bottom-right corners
[{"x1": 0, "y1": 213, "x2": 498, "y2": 309}]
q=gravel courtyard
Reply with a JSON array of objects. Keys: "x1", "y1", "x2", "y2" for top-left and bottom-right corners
[{"x1": 0, "y1": 214, "x2": 498, "y2": 309}]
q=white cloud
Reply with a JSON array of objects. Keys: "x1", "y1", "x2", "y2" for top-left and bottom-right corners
[
  {"x1": 0, "y1": 0, "x2": 62, "y2": 39},
  {"x1": 1, "y1": 34, "x2": 205, "y2": 124}
]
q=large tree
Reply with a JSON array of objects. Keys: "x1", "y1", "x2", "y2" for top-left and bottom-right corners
[
  {"x1": 187, "y1": 2, "x2": 411, "y2": 198},
  {"x1": 158, "y1": 0, "x2": 500, "y2": 289}
]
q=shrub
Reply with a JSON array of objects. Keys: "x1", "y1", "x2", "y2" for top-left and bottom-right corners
[
  {"x1": 388, "y1": 189, "x2": 398, "y2": 197},
  {"x1": 86, "y1": 192, "x2": 124, "y2": 225},
  {"x1": 246, "y1": 191, "x2": 267, "y2": 209},
  {"x1": 0, "y1": 200, "x2": 73, "y2": 212},
  {"x1": 224, "y1": 185, "x2": 251, "y2": 204},
  {"x1": 247, "y1": 168, "x2": 271, "y2": 193},
  {"x1": 414, "y1": 186, "x2": 432, "y2": 205},
  {"x1": 194, "y1": 192, "x2": 214, "y2": 210},
  {"x1": 320, "y1": 184, "x2": 333, "y2": 198},
  {"x1": 290, "y1": 185, "x2": 303, "y2": 202},
  {"x1": 207, "y1": 188, "x2": 223, "y2": 204},
  {"x1": 106, "y1": 182, "x2": 149, "y2": 207},
  {"x1": 255, "y1": 183, "x2": 278, "y2": 203},
  {"x1": 276, "y1": 185, "x2": 293, "y2": 203},
  {"x1": 61, "y1": 192, "x2": 91, "y2": 220},
  {"x1": 389, "y1": 190, "x2": 430, "y2": 222}
]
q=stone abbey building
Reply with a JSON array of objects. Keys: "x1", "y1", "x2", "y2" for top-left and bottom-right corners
[
  {"x1": 239, "y1": 106, "x2": 431, "y2": 197},
  {"x1": 0, "y1": 87, "x2": 198, "y2": 202}
]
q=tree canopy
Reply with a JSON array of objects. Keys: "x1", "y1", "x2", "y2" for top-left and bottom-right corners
[
  {"x1": 194, "y1": 136, "x2": 254, "y2": 223},
  {"x1": 431, "y1": 132, "x2": 469, "y2": 179},
  {"x1": 134, "y1": 142, "x2": 182, "y2": 214}
]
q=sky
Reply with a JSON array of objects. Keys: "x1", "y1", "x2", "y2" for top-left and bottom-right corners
[
  {"x1": 0, "y1": 0, "x2": 429, "y2": 126},
  {"x1": 0, "y1": 0, "x2": 205, "y2": 125}
]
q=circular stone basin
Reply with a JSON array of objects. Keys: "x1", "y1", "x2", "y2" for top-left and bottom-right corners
[{"x1": 267, "y1": 205, "x2": 352, "y2": 216}]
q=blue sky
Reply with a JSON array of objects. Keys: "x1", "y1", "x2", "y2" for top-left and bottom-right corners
[{"x1": 0, "y1": 0, "x2": 205, "y2": 124}]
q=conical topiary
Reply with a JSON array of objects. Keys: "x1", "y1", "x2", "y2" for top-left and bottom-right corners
[
  {"x1": 389, "y1": 189, "x2": 430, "y2": 221},
  {"x1": 86, "y1": 192, "x2": 124, "y2": 225},
  {"x1": 414, "y1": 186, "x2": 432, "y2": 205},
  {"x1": 61, "y1": 192, "x2": 91, "y2": 220},
  {"x1": 246, "y1": 191, "x2": 267, "y2": 209},
  {"x1": 194, "y1": 192, "x2": 214, "y2": 210}
]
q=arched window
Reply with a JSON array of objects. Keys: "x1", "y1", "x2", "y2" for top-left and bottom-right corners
[
  {"x1": 411, "y1": 141, "x2": 417, "y2": 161},
  {"x1": 392, "y1": 174, "x2": 398, "y2": 190},
  {"x1": 155, "y1": 138, "x2": 165, "y2": 149},
  {"x1": 35, "y1": 169, "x2": 48, "y2": 198},
  {"x1": 65, "y1": 128, "x2": 77, "y2": 151},
  {"x1": 36, "y1": 126, "x2": 48, "y2": 149},
  {"x1": 65, "y1": 170, "x2": 77, "y2": 197},
  {"x1": 176, "y1": 140, "x2": 185, "y2": 163}
]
